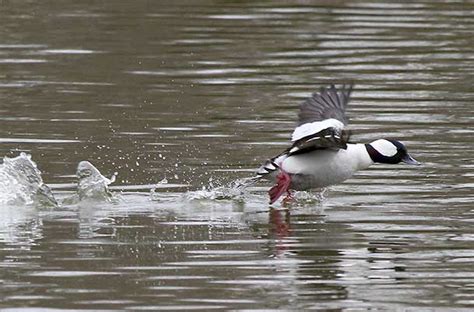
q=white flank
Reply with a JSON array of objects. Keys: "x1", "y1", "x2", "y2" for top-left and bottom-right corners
[
  {"x1": 370, "y1": 139, "x2": 398, "y2": 157},
  {"x1": 281, "y1": 143, "x2": 374, "y2": 189},
  {"x1": 291, "y1": 118, "x2": 344, "y2": 142},
  {"x1": 272, "y1": 154, "x2": 288, "y2": 166}
]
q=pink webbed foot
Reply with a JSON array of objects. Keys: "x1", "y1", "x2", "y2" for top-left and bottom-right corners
[{"x1": 268, "y1": 171, "x2": 292, "y2": 204}]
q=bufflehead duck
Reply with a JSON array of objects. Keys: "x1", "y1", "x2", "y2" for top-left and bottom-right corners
[{"x1": 257, "y1": 84, "x2": 420, "y2": 204}]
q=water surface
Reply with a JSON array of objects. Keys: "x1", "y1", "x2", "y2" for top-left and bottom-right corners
[{"x1": 1, "y1": 1, "x2": 474, "y2": 310}]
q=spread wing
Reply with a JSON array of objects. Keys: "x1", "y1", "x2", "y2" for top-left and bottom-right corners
[
  {"x1": 257, "y1": 84, "x2": 355, "y2": 176},
  {"x1": 298, "y1": 84, "x2": 353, "y2": 126},
  {"x1": 289, "y1": 84, "x2": 354, "y2": 155}
]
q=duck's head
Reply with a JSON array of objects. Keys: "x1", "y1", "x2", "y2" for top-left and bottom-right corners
[{"x1": 366, "y1": 139, "x2": 420, "y2": 165}]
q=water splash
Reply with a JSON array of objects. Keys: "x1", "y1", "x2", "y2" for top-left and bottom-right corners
[
  {"x1": 0, "y1": 153, "x2": 57, "y2": 207},
  {"x1": 290, "y1": 189, "x2": 327, "y2": 207},
  {"x1": 184, "y1": 176, "x2": 260, "y2": 201},
  {"x1": 77, "y1": 161, "x2": 116, "y2": 200},
  {"x1": 182, "y1": 176, "x2": 326, "y2": 205},
  {"x1": 149, "y1": 177, "x2": 169, "y2": 201},
  {"x1": 62, "y1": 161, "x2": 117, "y2": 204}
]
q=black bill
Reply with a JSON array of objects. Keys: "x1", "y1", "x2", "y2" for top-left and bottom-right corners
[{"x1": 402, "y1": 154, "x2": 421, "y2": 165}]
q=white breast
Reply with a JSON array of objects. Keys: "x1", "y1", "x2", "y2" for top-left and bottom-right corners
[{"x1": 281, "y1": 144, "x2": 373, "y2": 189}]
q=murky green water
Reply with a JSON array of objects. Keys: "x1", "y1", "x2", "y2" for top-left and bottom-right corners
[{"x1": 1, "y1": 1, "x2": 474, "y2": 310}]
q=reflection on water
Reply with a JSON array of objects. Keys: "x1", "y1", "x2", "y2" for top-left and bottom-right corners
[{"x1": 1, "y1": 0, "x2": 474, "y2": 310}]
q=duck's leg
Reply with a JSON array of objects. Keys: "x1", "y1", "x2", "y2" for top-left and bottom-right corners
[{"x1": 269, "y1": 171, "x2": 291, "y2": 204}]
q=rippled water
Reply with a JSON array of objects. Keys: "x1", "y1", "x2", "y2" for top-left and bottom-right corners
[{"x1": 1, "y1": 1, "x2": 474, "y2": 310}]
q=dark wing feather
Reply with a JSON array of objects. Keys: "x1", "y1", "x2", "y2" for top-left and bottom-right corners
[
  {"x1": 288, "y1": 128, "x2": 351, "y2": 156},
  {"x1": 298, "y1": 84, "x2": 353, "y2": 126}
]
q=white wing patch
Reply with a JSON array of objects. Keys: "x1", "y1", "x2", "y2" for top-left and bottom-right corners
[
  {"x1": 371, "y1": 139, "x2": 397, "y2": 157},
  {"x1": 291, "y1": 118, "x2": 344, "y2": 142}
]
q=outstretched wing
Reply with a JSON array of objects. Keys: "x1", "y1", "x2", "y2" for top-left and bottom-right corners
[
  {"x1": 289, "y1": 84, "x2": 354, "y2": 155},
  {"x1": 298, "y1": 84, "x2": 353, "y2": 126},
  {"x1": 257, "y1": 84, "x2": 354, "y2": 176}
]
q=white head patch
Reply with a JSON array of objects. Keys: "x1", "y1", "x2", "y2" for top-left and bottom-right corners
[{"x1": 370, "y1": 139, "x2": 398, "y2": 157}]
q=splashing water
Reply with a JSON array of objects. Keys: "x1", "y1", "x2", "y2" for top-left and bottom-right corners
[
  {"x1": 290, "y1": 189, "x2": 328, "y2": 206},
  {"x1": 76, "y1": 161, "x2": 116, "y2": 201},
  {"x1": 62, "y1": 161, "x2": 117, "y2": 204},
  {"x1": 149, "y1": 177, "x2": 169, "y2": 201},
  {"x1": 182, "y1": 174, "x2": 327, "y2": 207},
  {"x1": 0, "y1": 153, "x2": 57, "y2": 207},
  {"x1": 184, "y1": 176, "x2": 261, "y2": 201}
]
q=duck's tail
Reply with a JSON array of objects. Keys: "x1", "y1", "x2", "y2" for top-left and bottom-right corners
[
  {"x1": 256, "y1": 158, "x2": 279, "y2": 176},
  {"x1": 256, "y1": 152, "x2": 288, "y2": 177}
]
